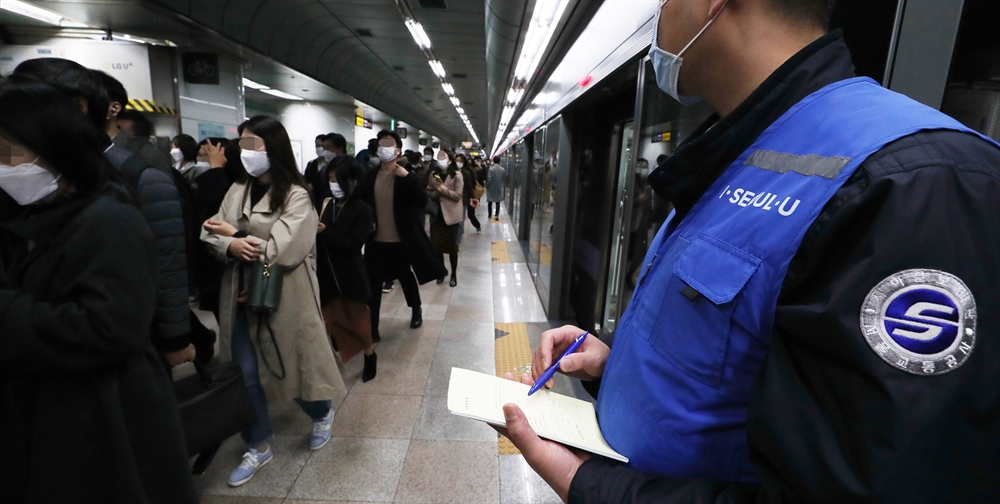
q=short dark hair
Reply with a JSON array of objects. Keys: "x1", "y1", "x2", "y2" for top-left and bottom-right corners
[
  {"x1": 93, "y1": 70, "x2": 128, "y2": 106},
  {"x1": 768, "y1": 0, "x2": 836, "y2": 29},
  {"x1": 376, "y1": 128, "x2": 402, "y2": 148},
  {"x1": 315, "y1": 134, "x2": 326, "y2": 140},
  {"x1": 326, "y1": 133, "x2": 347, "y2": 151},
  {"x1": 117, "y1": 109, "x2": 153, "y2": 139},
  {"x1": 172, "y1": 134, "x2": 199, "y2": 162},
  {"x1": 13, "y1": 58, "x2": 111, "y2": 132},
  {"x1": 424, "y1": 147, "x2": 434, "y2": 155},
  {"x1": 0, "y1": 74, "x2": 112, "y2": 195}
]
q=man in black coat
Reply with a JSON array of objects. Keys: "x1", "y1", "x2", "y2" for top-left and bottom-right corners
[{"x1": 359, "y1": 129, "x2": 447, "y2": 342}]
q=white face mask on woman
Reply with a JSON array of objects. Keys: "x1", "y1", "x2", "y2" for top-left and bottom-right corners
[
  {"x1": 170, "y1": 147, "x2": 184, "y2": 164},
  {"x1": 240, "y1": 150, "x2": 271, "y2": 177},
  {"x1": 329, "y1": 182, "x2": 345, "y2": 199},
  {"x1": 456, "y1": 161, "x2": 464, "y2": 169},
  {"x1": 0, "y1": 158, "x2": 61, "y2": 205}
]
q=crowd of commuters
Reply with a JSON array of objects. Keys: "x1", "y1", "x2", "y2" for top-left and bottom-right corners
[{"x1": 0, "y1": 56, "x2": 504, "y2": 500}]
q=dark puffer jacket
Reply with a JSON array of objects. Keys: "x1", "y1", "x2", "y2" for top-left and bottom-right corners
[{"x1": 105, "y1": 141, "x2": 191, "y2": 352}]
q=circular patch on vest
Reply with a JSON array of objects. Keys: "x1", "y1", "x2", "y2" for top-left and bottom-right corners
[{"x1": 860, "y1": 269, "x2": 976, "y2": 376}]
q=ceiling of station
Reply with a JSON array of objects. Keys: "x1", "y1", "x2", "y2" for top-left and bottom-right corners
[{"x1": 2, "y1": 0, "x2": 491, "y2": 144}]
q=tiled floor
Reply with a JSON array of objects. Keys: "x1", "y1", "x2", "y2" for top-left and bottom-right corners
[{"x1": 195, "y1": 207, "x2": 570, "y2": 503}]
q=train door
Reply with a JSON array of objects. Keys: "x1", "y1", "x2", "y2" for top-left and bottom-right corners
[{"x1": 561, "y1": 63, "x2": 639, "y2": 333}]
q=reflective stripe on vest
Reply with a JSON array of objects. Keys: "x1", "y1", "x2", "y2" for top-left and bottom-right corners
[{"x1": 595, "y1": 77, "x2": 996, "y2": 483}]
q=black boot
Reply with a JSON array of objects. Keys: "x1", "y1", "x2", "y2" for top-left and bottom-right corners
[
  {"x1": 449, "y1": 276, "x2": 457, "y2": 287},
  {"x1": 410, "y1": 306, "x2": 423, "y2": 328},
  {"x1": 362, "y1": 352, "x2": 377, "y2": 382}
]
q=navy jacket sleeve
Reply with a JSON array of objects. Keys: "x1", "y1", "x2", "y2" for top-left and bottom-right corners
[
  {"x1": 136, "y1": 167, "x2": 191, "y2": 352},
  {"x1": 568, "y1": 130, "x2": 1000, "y2": 503}
]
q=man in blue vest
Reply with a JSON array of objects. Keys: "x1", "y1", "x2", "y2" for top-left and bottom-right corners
[{"x1": 497, "y1": 0, "x2": 999, "y2": 502}]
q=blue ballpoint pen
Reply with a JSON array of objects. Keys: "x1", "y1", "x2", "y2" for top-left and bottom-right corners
[{"x1": 527, "y1": 331, "x2": 589, "y2": 396}]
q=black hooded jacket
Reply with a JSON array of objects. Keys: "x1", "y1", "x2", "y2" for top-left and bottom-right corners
[{"x1": 569, "y1": 31, "x2": 1000, "y2": 503}]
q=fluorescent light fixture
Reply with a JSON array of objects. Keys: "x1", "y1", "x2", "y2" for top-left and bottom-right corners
[
  {"x1": 428, "y1": 60, "x2": 446, "y2": 78},
  {"x1": 260, "y1": 88, "x2": 304, "y2": 101},
  {"x1": 442, "y1": 82, "x2": 455, "y2": 95},
  {"x1": 404, "y1": 19, "x2": 432, "y2": 49},
  {"x1": 2, "y1": 0, "x2": 61, "y2": 25},
  {"x1": 456, "y1": 107, "x2": 464, "y2": 114},
  {"x1": 242, "y1": 78, "x2": 270, "y2": 90},
  {"x1": 513, "y1": 0, "x2": 571, "y2": 81},
  {"x1": 450, "y1": 96, "x2": 460, "y2": 106}
]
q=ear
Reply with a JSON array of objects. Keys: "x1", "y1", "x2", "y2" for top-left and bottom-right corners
[{"x1": 73, "y1": 96, "x2": 89, "y2": 114}]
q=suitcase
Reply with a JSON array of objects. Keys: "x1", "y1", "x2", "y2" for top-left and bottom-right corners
[{"x1": 174, "y1": 361, "x2": 255, "y2": 474}]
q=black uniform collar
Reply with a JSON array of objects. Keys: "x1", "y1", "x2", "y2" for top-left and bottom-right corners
[{"x1": 648, "y1": 30, "x2": 856, "y2": 220}]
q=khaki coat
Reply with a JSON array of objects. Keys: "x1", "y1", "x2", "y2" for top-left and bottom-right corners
[
  {"x1": 430, "y1": 171, "x2": 464, "y2": 226},
  {"x1": 201, "y1": 182, "x2": 346, "y2": 402}
]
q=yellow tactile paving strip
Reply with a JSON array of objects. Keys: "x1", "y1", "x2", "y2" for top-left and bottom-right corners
[
  {"x1": 540, "y1": 244, "x2": 552, "y2": 266},
  {"x1": 495, "y1": 322, "x2": 534, "y2": 455},
  {"x1": 492, "y1": 241, "x2": 511, "y2": 263}
]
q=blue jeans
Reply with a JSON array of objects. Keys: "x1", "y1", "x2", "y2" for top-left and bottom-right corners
[{"x1": 232, "y1": 308, "x2": 332, "y2": 446}]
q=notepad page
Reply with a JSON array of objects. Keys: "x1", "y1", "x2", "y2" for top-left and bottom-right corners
[{"x1": 447, "y1": 367, "x2": 628, "y2": 463}]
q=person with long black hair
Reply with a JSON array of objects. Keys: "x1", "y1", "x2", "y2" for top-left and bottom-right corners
[
  {"x1": 0, "y1": 75, "x2": 196, "y2": 503},
  {"x1": 201, "y1": 116, "x2": 345, "y2": 487},
  {"x1": 315, "y1": 156, "x2": 378, "y2": 381}
]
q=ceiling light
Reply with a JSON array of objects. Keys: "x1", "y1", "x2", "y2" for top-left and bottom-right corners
[
  {"x1": 1, "y1": 0, "x2": 87, "y2": 26},
  {"x1": 456, "y1": 107, "x2": 464, "y2": 114},
  {"x1": 428, "y1": 60, "x2": 446, "y2": 78},
  {"x1": 260, "y1": 88, "x2": 304, "y2": 101},
  {"x1": 404, "y1": 19, "x2": 432, "y2": 49},
  {"x1": 513, "y1": 0, "x2": 571, "y2": 81},
  {"x1": 442, "y1": 82, "x2": 455, "y2": 95},
  {"x1": 242, "y1": 78, "x2": 270, "y2": 90}
]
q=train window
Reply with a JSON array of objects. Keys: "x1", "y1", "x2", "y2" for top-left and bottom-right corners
[
  {"x1": 829, "y1": 0, "x2": 900, "y2": 85},
  {"x1": 941, "y1": 0, "x2": 1000, "y2": 140}
]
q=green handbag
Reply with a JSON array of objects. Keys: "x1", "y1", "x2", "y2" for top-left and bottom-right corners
[
  {"x1": 246, "y1": 253, "x2": 287, "y2": 380},
  {"x1": 247, "y1": 255, "x2": 284, "y2": 313}
]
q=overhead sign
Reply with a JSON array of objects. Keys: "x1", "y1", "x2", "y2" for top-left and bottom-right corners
[
  {"x1": 356, "y1": 116, "x2": 372, "y2": 129},
  {"x1": 652, "y1": 131, "x2": 672, "y2": 143},
  {"x1": 396, "y1": 127, "x2": 408, "y2": 139},
  {"x1": 1, "y1": 42, "x2": 153, "y2": 101},
  {"x1": 182, "y1": 53, "x2": 220, "y2": 85}
]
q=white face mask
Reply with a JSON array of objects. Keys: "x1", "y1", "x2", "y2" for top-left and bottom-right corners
[
  {"x1": 240, "y1": 149, "x2": 271, "y2": 177},
  {"x1": 0, "y1": 158, "x2": 61, "y2": 205},
  {"x1": 423, "y1": 155, "x2": 432, "y2": 162},
  {"x1": 456, "y1": 161, "x2": 464, "y2": 169},
  {"x1": 170, "y1": 147, "x2": 184, "y2": 163},
  {"x1": 315, "y1": 146, "x2": 325, "y2": 158},
  {"x1": 329, "y1": 182, "x2": 345, "y2": 199},
  {"x1": 322, "y1": 150, "x2": 336, "y2": 162},
  {"x1": 649, "y1": 0, "x2": 728, "y2": 105},
  {"x1": 377, "y1": 145, "x2": 397, "y2": 162}
]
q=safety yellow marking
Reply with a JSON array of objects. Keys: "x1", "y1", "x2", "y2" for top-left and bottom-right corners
[
  {"x1": 540, "y1": 244, "x2": 552, "y2": 266},
  {"x1": 492, "y1": 241, "x2": 511, "y2": 263},
  {"x1": 495, "y1": 322, "x2": 533, "y2": 455},
  {"x1": 125, "y1": 98, "x2": 176, "y2": 115}
]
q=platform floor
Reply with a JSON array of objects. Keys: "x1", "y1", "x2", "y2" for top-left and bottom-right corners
[{"x1": 196, "y1": 205, "x2": 589, "y2": 504}]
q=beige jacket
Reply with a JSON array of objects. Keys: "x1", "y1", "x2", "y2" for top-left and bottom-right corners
[
  {"x1": 201, "y1": 182, "x2": 345, "y2": 402},
  {"x1": 430, "y1": 170, "x2": 464, "y2": 226}
]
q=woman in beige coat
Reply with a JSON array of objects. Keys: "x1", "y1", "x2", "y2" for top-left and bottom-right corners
[
  {"x1": 201, "y1": 116, "x2": 345, "y2": 488},
  {"x1": 428, "y1": 160, "x2": 464, "y2": 286}
]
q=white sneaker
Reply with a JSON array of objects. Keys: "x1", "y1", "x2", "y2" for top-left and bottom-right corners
[
  {"x1": 310, "y1": 408, "x2": 334, "y2": 450},
  {"x1": 228, "y1": 446, "x2": 274, "y2": 487}
]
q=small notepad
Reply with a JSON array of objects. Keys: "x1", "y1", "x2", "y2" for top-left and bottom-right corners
[{"x1": 447, "y1": 367, "x2": 628, "y2": 463}]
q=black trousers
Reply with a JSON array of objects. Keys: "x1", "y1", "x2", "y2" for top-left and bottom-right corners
[
  {"x1": 488, "y1": 201, "x2": 501, "y2": 218},
  {"x1": 365, "y1": 241, "x2": 421, "y2": 342},
  {"x1": 467, "y1": 204, "x2": 481, "y2": 230}
]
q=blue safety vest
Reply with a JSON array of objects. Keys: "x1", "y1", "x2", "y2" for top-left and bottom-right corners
[{"x1": 596, "y1": 77, "x2": 993, "y2": 482}]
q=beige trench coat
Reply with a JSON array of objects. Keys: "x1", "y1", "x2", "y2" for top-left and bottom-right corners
[
  {"x1": 201, "y1": 182, "x2": 346, "y2": 402},
  {"x1": 430, "y1": 171, "x2": 464, "y2": 226}
]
